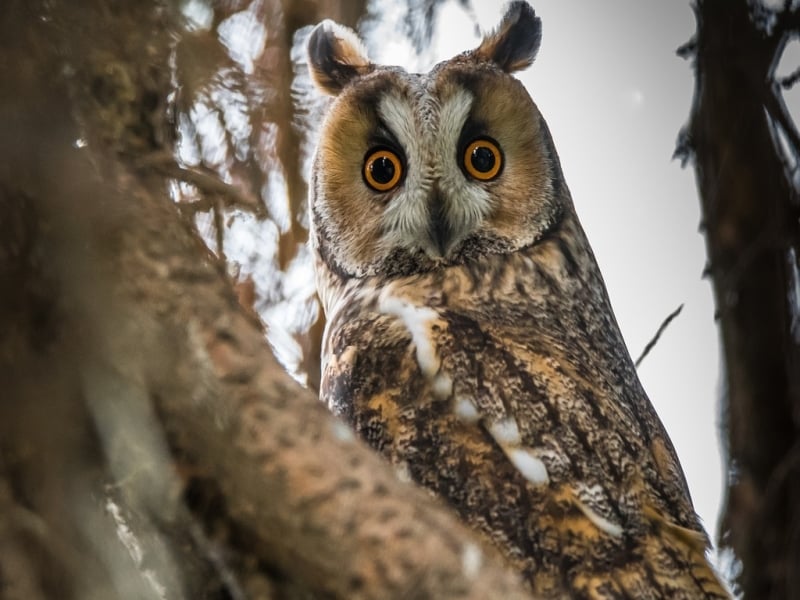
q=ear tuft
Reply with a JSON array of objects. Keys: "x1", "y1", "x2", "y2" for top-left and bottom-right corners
[
  {"x1": 474, "y1": 1, "x2": 542, "y2": 73},
  {"x1": 307, "y1": 20, "x2": 372, "y2": 95}
]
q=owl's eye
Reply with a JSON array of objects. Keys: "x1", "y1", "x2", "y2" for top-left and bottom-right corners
[
  {"x1": 363, "y1": 147, "x2": 403, "y2": 192},
  {"x1": 463, "y1": 138, "x2": 503, "y2": 181}
]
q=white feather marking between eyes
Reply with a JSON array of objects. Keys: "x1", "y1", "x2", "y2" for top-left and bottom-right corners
[
  {"x1": 377, "y1": 93, "x2": 432, "y2": 250},
  {"x1": 379, "y1": 95, "x2": 421, "y2": 160},
  {"x1": 436, "y1": 88, "x2": 493, "y2": 248},
  {"x1": 438, "y1": 88, "x2": 472, "y2": 150},
  {"x1": 373, "y1": 88, "x2": 495, "y2": 257}
]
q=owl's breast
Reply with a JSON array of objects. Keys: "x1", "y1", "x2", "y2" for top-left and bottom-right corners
[
  {"x1": 316, "y1": 230, "x2": 722, "y2": 595},
  {"x1": 320, "y1": 214, "x2": 700, "y2": 515}
]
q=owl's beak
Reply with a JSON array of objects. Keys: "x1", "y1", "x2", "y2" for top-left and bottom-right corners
[{"x1": 428, "y1": 196, "x2": 452, "y2": 258}]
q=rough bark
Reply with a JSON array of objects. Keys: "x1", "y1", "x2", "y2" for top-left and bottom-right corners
[
  {"x1": 0, "y1": 1, "x2": 534, "y2": 598},
  {"x1": 682, "y1": 1, "x2": 800, "y2": 597}
]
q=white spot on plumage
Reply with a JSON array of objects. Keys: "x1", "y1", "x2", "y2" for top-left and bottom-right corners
[
  {"x1": 533, "y1": 445, "x2": 570, "y2": 472},
  {"x1": 487, "y1": 417, "x2": 550, "y2": 486},
  {"x1": 394, "y1": 461, "x2": 412, "y2": 483},
  {"x1": 377, "y1": 93, "x2": 434, "y2": 254},
  {"x1": 576, "y1": 499, "x2": 624, "y2": 538},
  {"x1": 331, "y1": 419, "x2": 354, "y2": 442},
  {"x1": 454, "y1": 396, "x2": 480, "y2": 423},
  {"x1": 574, "y1": 483, "x2": 624, "y2": 537},
  {"x1": 432, "y1": 373, "x2": 453, "y2": 399},
  {"x1": 378, "y1": 289, "x2": 442, "y2": 377},
  {"x1": 488, "y1": 417, "x2": 522, "y2": 446},
  {"x1": 508, "y1": 449, "x2": 550, "y2": 485},
  {"x1": 461, "y1": 542, "x2": 483, "y2": 580}
]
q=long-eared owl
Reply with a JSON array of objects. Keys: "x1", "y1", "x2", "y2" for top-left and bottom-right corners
[{"x1": 306, "y1": 2, "x2": 729, "y2": 597}]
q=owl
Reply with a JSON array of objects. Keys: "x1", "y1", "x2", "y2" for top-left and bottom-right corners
[{"x1": 306, "y1": 2, "x2": 729, "y2": 598}]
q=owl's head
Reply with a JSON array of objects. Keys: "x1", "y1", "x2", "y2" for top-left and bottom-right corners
[{"x1": 308, "y1": 1, "x2": 567, "y2": 279}]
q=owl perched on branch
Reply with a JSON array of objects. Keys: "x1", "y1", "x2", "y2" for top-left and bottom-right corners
[{"x1": 306, "y1": 2, "x2": 729, "y2": 597}]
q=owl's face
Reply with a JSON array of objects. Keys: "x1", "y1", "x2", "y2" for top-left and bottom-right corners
[{"x1": 308, "y1": 2, "x2": 565, "y2": 279}]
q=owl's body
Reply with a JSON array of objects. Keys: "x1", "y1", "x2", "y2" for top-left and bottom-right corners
[{"x1": 307, "y1": 3, "x2": 729, "y2": 598}]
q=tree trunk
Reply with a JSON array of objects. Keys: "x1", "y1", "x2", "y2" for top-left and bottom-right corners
[{"x1": 683, "y1": 1, "x2": 800, "y2": 597}]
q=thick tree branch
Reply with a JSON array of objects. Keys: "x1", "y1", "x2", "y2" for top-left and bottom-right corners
[
  {"x1": 634, "y1": 304, "x2": 683, "y2": 369},
  {"x1": 27, "y1": 120, "x2": 532, "y2": 600}
]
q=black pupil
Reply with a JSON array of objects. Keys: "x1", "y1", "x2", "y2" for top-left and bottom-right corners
[
  {"x1": 370, "y1": 156, "x2": 395, "y2": 184},
  {"x1": 471, "y1": 145, "x2": 496, "y2": 173}
]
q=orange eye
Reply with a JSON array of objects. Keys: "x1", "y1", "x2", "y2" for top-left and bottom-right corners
[
  {"x1": 363, "y1": 148, "x2": 403, "y2": 192},
  {"x1": 463, "y1": 138, "x2": 503, "y2": 181}
]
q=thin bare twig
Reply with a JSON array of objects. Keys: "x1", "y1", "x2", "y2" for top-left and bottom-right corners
[
  {"x1": 779, "y1": 65, "x2": 800, "y2": 89},
  {"x1": 136, "y1": 152, "x2": 262, "y2": 215},
  {"x1": 634, "y1": 304, "x2": 684, "y2": 369},
  {"x1": 766, "y1": 83, "x2": 800, "y2": 158}
]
